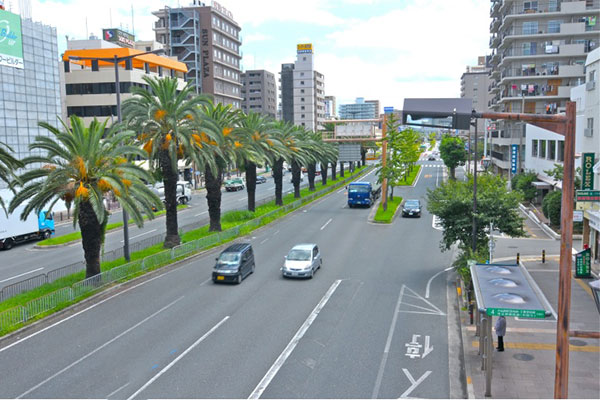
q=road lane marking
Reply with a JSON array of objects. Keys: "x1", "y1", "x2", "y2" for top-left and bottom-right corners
[
  {"x1": 17, "y1": 297, "x2": 184, "y2": 399},
  {"x1": 425, "y1": 267, "x2": 453, "y2": 298},
  {"x1": 398, "y1": 285, "x2": 446, "y2": 316},
  {"x1": 121, "y1": 229, "x2": 157, "y2": 242},
  {"x1": 0, "y1": 267, "x2": 44, "y2": 283},
  {"x1": 195, "y1": 211, "x2": 208, "y2": 217},
  {"x1": 400, "y1": 369, "x2": 432, "y2": 398},
  {"x1": 320, "y1": 218, "x2": 332, "y2": 231},
  {"x1": 107, "y1": 382, "x2": 130, "y2": 399},
  {"x1": 260, "y1": 238, "x2": 269, "y2": 244},
  {"x1": 249, "y1": 280, "x2": 342, "y2": 399},
  {"x1": 127, "y1": 316, "x2": 229, "y2": 400}
]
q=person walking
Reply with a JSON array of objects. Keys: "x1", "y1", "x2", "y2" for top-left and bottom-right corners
[{"x1": 495, "y1": 316, "x2": 506, "y2": 351}]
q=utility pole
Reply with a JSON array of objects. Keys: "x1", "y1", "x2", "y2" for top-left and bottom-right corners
[{"x1": 381, "y1": 113, "x2": 388, "y2": 211}]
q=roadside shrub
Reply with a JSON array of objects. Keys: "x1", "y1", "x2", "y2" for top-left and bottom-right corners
[
  {"x1": 512, "y1": 172, "x2": 538, "y2": 203},
  {"x1": 542, "y1": 190, "x2": 562, "y2": 226}
]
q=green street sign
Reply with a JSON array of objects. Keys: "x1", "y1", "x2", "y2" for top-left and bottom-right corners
[
  {"x1": 581, "y1": 153, "x2": 595, "y2": 190},
  {"x1": 486, "y1": 308, "x2": 546, "y2": 318},
  {"x1": 575, "y1": 248, "x2": 592, "y2": 278},
  {"x1": 576, "y1": 190, "x2": 600, "y2": 202}
]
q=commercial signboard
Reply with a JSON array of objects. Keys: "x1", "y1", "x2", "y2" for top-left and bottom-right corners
[
  {"x1": 510, "y1": 144, "x2": 518, "y2": 174},
  {"x1": 575, "y1": 248, "x2": 592, "y2": 278},
  {"x1": 336, "y1": 122, "x2": 374, "y2": 137},
  {"x1": 297, "y1": 43, "x2": 313, "y2": 54},
  {"x1": 576, "y1": 190, "x2": 600, "y2": 202},
  {"x1": 102, "y1": 28, "x2": 135, "y2": 48},
  {"x1": 573, "y1": 210, "x2": 583, "y2": 222},
  {"x1": 581, "y1": 153, "x2": 595, "y2": 190},
  {"x1": 0, "y1": 8, "x2": 24, "y2": 69}
]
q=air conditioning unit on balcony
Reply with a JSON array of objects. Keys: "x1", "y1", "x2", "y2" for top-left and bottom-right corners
[
  {"x1": 586, "y1": 80, "x2": 596, "y2": 91},
  {"x1": 584, "y1": 128, "x2": 594, "y2": 137}
]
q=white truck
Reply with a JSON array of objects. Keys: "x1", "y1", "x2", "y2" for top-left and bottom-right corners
[
  {"x1": 150, "y1": 181, "x2": 193, "y2": 206},
  {"x1": 0, "y1": 206, "x2": 55, "y2": 250}
]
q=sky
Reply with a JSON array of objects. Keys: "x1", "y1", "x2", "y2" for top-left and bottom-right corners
[{"x1": 10, "y1": 0, "x2": 491, "y2": 112}]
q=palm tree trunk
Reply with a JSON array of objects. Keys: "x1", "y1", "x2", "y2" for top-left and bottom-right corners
[
  {"x1": 245, "y1": 161, "x2": 257, "y2": 212},
  {"x1": 205, "y1": 162, "x2": 223, "y2": 231},
  {"x1": 331, "y1": 162, "x2": 337, "y2": 180},
  {"x1": 160, "y1": 149, "x2": 180, "y2": 248},
  {"x1": 291, "y1": 160, "x2": 301, "y2": 198},
  {"x1": 361, "y1": 147, "x2": 367, "y2": 166},
  {"x1": 340, "y1": 161, "x2": 345, "y2": 177},
  {"x1": 307, "y1": 163, "x2": 316, "y2": 191},
  {"x1": 320, "y1": 162, "x2": 328, "y2": 186},
  {"x1": 79, "y1": 201, "x2": 102, "y2": 278},
  {"x1": 274, "y1": 158, "x2": 284, "y2": 206}
]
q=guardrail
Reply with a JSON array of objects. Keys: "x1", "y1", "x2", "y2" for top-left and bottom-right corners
[{"x1": 0, "y1": 168, "x2": 371, "y2": 333}]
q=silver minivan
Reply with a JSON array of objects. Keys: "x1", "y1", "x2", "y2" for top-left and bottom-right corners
[{"x1": 281, "y1": 243, "x2": 321, "y2": 279}]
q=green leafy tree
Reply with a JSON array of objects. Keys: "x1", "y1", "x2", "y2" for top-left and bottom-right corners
[
  {"x1": 0, "y1": 141, "x2": 24, "y2": 215},
  {"x1": 544, "y1": 163, "x2": 582, "y2": 191},
  {"x1": 376, "y1": 114, "x2": 402, "y2": 208},
  {"x1": 9, "y1": 117, "x2": 161, "y2": 277},
  {"x1": 439, "y1": 134, "x2": 466, "y2": 180},
  {"x1": 542, "y1": 190, "x2": 562, "y2": 226},
  {"x1": 511, "y1": 171, "x2": 538, "y2": 203},
  {"x1": 122, "y1": 76, "x2": 213, "y2": 248}
]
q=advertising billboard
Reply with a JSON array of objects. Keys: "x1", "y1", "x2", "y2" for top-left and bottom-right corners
[
  {"x1": 102, "y1": 28, "x2": 135, "y2": 48},
  {"x1": 297, "y1": 43, "x2": 313, "y2": 54},
  {"x1": 0, "y1": 8, "x2": 24, "y2": 69}
]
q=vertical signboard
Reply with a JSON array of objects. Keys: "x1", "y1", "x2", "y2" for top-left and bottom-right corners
[
  {"x1": 0, "y1": 8, "x2": 24, "y2": 69},
  {"x1": 581, "y1": 153, "x2": 595, "y2": 190},
  {"x1": 575, "y1": 248, "x2": 591, "y2": 278},
  {"x1": 511, "y1": 144, "x2": 519, "y2": 174}
]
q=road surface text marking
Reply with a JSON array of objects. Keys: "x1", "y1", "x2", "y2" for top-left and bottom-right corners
[
  {"x1": 127, "y1": 316, "x2": 229, "y2": 400},
  {"x1": 405, "y1": 334, "x2": 433, "y2": 359},
  {"x1": 400, "y1": 369, "x2": 432, "y2": 398},
  {"x1": 248, "y1": 280, "x2": 342, "y2": 399},
  {"x1": 0, "y1": 267, "x2": 44, "y2": 283},
  {"x1": 17, "y1": 297, "x2": 184, "y2": 399}
]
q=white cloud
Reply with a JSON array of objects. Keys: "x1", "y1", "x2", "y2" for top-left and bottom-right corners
[{"x1": 243, "y1": 33, "x2": 272, "y2": 44}]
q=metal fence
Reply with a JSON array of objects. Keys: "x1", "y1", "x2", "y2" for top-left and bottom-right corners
[{"x1": 0, "y1": 168, "x2": 370, "y2": 332}]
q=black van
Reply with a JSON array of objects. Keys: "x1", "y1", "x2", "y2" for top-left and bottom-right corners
[{"x1": 213, "y1": 243, "x2": 255, "y2": 284}]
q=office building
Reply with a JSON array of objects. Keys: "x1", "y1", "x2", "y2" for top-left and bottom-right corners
[
  {"x1": 339, "y1": 97, "x2": 379, "y2": 120},
  {"x1": 0, "y1": 10, "x2": 61, "y2": 188},
  {"x1": 487, "y1": 0, "x2": 599, "y2": 176},
  {"x1": 153, "y1": 1, "x2": 243, "y2": 108},
  {"x1": 280, "y1": 44, "x2": 326, "y2": 130},
  {"x1": 241, "y1": 69, "x2": 277, "y2": 119},
  {"x1": 460, "y1": 56, "x2": 491, "y2": 134},
  {"x1": 324, "y1": 95, "x2": 337, "y2": 119}
]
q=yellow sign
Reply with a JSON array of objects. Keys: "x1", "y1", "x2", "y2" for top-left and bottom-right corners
[{"x1": 297, "y1": 43, "x2": 313, "y2": 54}]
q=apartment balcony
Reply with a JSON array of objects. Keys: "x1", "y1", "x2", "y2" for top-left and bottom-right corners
[
  {"x1": 501, "y1": 85, "x2": 572, "y2": 101},
  {"x1": 490, "y1": 0, "x2": 502, "y2": 18},
  {"x1": 490, "y1": 17, "x2": 502, "y2": 32}
]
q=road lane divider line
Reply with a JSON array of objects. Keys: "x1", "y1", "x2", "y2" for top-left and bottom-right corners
[
  {"x1": 0, "y1": 267, "x2": 44, "y2": 283},
  {"x1": 127, "y1": 316, "x2": 229, "y2": 400},
  {"x1": 195, "y1": 211, "x2": 208, "y2": 217},
  {"x1": 121, "y1": 229, "x2": 157, "y2": 242},
  {"x1": 248, "y1": 280, "x2": 342, "y2": 399},
  {"x1": 425, "y1": 267, "x2": 453, "y2": 299},
  {"x1": 107, "y1": 382, "x2": 130, "y2": 399},
  {"x1": 16, "y1": 297, "x2": 184, "y2": 399},
  {"x1": 260, "y1": 238, "x2": 269, "y2": 244},
  {"x1": 320, "y1": 218, "x2": 332, "y2": 231}
]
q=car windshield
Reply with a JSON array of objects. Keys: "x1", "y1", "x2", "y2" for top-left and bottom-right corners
[
  {"x1": 349, "y1": 186, "x2": 370, "y2": 193},
  {"x1": 287, "y1": 249, "x2": 311, "y2": 261},
  {"x1": 218, "y1": 253, "x2": 240, "y2": 264},
  {"x1": 405, "y1": 201, "x2": 420, "y2": 208}
]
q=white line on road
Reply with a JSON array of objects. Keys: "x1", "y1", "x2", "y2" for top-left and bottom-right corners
[
  {"x1": 17, "y1": 297, "x2": 184, "y2": 399},
  {"x1": 195, "y1": 211, "x2": 208, "y2": 217},
  {"x1": 121, "y1": 229, "x2": 157, "y2": 242},
  {"x1": 107, "y1": 382, "x2": 130, "y2": 399},
  {"x1": 0, "y1": 267, "x2": 44, "y2": 283},
  {"x1": 127, "y1": 316, "x2": 229, "y2": 400},
  {"x1": 320, "y1": 218, "x2": 332, "y2": 231},
  {"x1": 260, "y1": 238, "x2": 269, "y2": 244},
  {"x1": 238, "y1": 197, "x2": 247, "y2": 202},
  {"x1": 425, "y1": 267, "x2": 453, "y2": 299},
  {"x1": 337, "y1": 188, "x2": 345, "y2": 194},
  {"x1": 248, "y1": 280, "x2": 342, "y2": 399},
  {"x1": 400, "y1": 369, "x2": 432, "y2": 398}
]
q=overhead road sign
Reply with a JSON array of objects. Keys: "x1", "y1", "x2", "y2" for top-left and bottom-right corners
[{"x1": 402, "y1": 98, "x2": 473, "y2": 130}]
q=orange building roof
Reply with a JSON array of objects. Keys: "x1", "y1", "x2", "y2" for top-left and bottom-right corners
[{"x1": 62, "y1": 48, "x2": 188, "y2": 73}]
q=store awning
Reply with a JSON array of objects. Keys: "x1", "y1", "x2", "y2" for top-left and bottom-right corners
[{"x1": 533, "y1": 181, "x2": 553, "y2": 189}]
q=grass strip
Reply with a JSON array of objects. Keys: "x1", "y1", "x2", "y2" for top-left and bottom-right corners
[
  {"x1": 395, "y1": 165, "x2": 421, "y2": 186},
  {"x1": 373, "y1": 196, "x2": 403, "y2": 223}
]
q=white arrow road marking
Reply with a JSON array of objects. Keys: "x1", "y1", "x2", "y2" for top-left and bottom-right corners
[
  {"x1": 400, "y1": 369, "x2": 432, "y2": 398},
  {"x1": 422, "y1": 335, "x2": 433, "y2": 359}
]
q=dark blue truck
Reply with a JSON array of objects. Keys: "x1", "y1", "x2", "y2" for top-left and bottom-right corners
[{"x1": 347, "y1": 182, "x2": 381, "y2": 208}]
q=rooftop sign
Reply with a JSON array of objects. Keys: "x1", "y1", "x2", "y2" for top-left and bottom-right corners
[
  {"x1": 102, "y1": 28, "x2": 135, "y2": 48},
  {"x1": 0, "y1": 8, "x2": 24, "y2": 69},
  {"x1": 297, "y1": 43, "x2": 313, "y2": 54}
]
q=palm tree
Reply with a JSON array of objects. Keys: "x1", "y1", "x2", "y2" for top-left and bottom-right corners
[
  {"x1": 270, "y1": 121, "x2": 295, "y2": 205},
  {"x1": 9, "y1": 117, "x2": 161, "y2": 278},
  {"x1": 0, "y1": 141, "x2": 24, "y2": 215},
  {"x1": 288, "y1": 126, "x2": 311, "y2": 199},
  {"x1": 196, "y1": 101, "x2": 240, "y2": 231},
  {"x1": 319, "y1": 142, "x2": 338, "y2": 186},
  {"x1": 122, "y1": 76, "x2": 213, "y2": 248}
]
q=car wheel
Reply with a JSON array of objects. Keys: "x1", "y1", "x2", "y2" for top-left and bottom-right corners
[
  {"x1": 42, "y1": 230, "x2": 51, "y2": 239},
  {"x1": 237, "y1": 274, "x2": 243, "y2": 284},
  {"x1": 319, "y1": 260, "x2": 322, "y2": 270},
  {"x1": 309, "y1": 269, "x2": 314, "y2": 279},
  {"x1": 3, "y1": 239, "x2": 13, "y2": 250},
  {"x1": 251, "y1": 263, "x2": 255, "y2": 274}
]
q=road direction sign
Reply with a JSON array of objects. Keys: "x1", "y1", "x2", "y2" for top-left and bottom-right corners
[
  {"x1": 486, "y1": 308, "x2": 546, "y2": 318},
  {"x1": 575, "y1": 248, "x2": 592, "y2": 278},
  {"x1": 384, "y1": 106, "x2": 394, "y2": 113}
]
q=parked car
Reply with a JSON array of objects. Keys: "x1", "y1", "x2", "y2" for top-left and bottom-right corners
[
  {"x1": 213, "y1": 243, "x2": 255, "y2": 284},
  {"x1": 256, "y1": 175, "x2": 267, "y2": 184},
  {"x1": 224, "y1": 178, "x2": 245, "y2": 191},
  {"x1": 281, "y1": 243, "x2": 321, "y2": 279},
  {"x1": 402, "y1": 199, "x2": 422, "y2": 218}
]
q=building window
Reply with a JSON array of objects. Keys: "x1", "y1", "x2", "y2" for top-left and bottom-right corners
[
  {"x1": 301, "y1": 106, "x2": 305, "y2": 110},
  {"x1": 587, "y1": 117, "x2": 594, "y2": 136},
  {"x1": 557, "y1": 140, "x2": 564, "y2": 161},
  {"x1": 523, "y1": 1, "x2": 538, "y2": 12},
  {"x1": 301, "y1": 97, "x2": 305, "y2": 102},
  {"x1": 548, "y1": 20, "x2": 561, "y2": 34},
  {"x1": 548, "y1": 140, "x2": 556, "y2": 160},
  {"x1": 532, "y1": 140, "x2": 538, "y2": 157},
  {"x1": 300, "y1": 81, "x2": 304, "y2": 85},
  {"x1": 539, "y1": 140, "x2": 546, "y2": 158},
  {"x1": 523, "y1": 21, "x2": 538, "y2": 35},
  {"x1": 523, "y1": 42, "x2": 537, "y2": 55},
  {"x1": 589, "y1": 69, "x2": 596, "y2": 82}
]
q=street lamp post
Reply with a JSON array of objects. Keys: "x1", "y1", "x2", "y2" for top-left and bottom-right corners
[{"x1": 69, "y1": 49, "x2": 164, "y2": 261}]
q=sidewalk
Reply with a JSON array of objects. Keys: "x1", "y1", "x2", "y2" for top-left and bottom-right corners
[{"x1": 459, "y1": 256, "x2": 600, "y2": 399}]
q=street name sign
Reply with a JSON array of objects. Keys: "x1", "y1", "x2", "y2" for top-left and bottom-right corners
[
  {"x1": 486, "y1": 308, "x2": 546, "y2": 318},
  {"x1": 576, "y1": 190, "x2": 600, "y2": 202}
]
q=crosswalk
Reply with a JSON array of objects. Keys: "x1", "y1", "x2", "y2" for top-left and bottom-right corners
[{"x1": 420, "y1": 164, "x2": 444, "y2": 168}]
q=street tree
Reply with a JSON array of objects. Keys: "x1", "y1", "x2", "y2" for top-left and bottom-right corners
[
  {"x1": 376, "y1": 113, "x2": 402, "y2": 207},
  {"x1": 122, "y1": 76, "x2": 213, "y2": 248},
  {"x1": 271, "y1": 121, "x2": 295, "y2": 206},
  {"x1": 9, "y1": 117, "x2": 161, "y2": 278},
  {"x1": 439, "y1": 134, "x2": 466, "y2": 180},
  {"x1": 511, "y1": 171, "x2": 538, "y2": 203},
  {"x1": 0, "y1": 141, "x2": 24, "y2": 215}
]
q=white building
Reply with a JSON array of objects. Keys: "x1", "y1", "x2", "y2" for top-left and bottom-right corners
[{"x1": 291, "y1": 44, "x2": 325, "y2": 131}]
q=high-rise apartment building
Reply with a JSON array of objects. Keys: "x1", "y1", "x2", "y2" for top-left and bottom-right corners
[
  {"x1": 0, "y1": 10, "x2": 61, "y2": 188},
  {"x1": 280, "y1": 44, "x2": 326, "y2": 130},
  {"x1": 153, "y1": 1, "x2": 243, "y2": 108},
  {"x1": 339, "y1": 97, "x2": 379, "y2": 119},
  {"x1": 460, "y1": 56, "x2": 491, "y2": 134},
  {"x1": 487, "y1": 0, "x2": 599, "y2": 175},
  {"x1": 241, "y1": 69, "x2": 277, "y2": 119}
]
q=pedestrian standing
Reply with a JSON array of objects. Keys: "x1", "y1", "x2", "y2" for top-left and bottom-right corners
[{"x1": 495, "y1": 316, "x2": 506, "y2": 351}]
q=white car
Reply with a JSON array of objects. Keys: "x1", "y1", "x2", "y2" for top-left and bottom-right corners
[{"x1": 281, "y1": 243, "x2": 322, "y2": 279}]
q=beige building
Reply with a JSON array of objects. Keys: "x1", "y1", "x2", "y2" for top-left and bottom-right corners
[
  {"x1": 487, "y1": 0, "x2": 599, "y2": 175},
  {"x1": 241, "y1": 70, "x2": 277, "y2": 119},
  {"x1": 460, "y1": 56, "x2": 492, "y2": 134}
]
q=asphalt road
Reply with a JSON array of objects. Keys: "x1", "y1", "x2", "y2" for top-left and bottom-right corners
[
  {"x1": 0, "y1": 159, "x2": 458, "y2": 398},
  {"x1": 0, "y1": 173, "x2": 307, "y2": 288}
]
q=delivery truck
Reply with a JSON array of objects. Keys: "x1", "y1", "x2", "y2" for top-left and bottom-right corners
[
  {"x1": 347, "y1": 181, "x2": 381, "y2": 208},
  {"x1": 0, "y1": 206, "x2": 55, "y2": 250}
]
